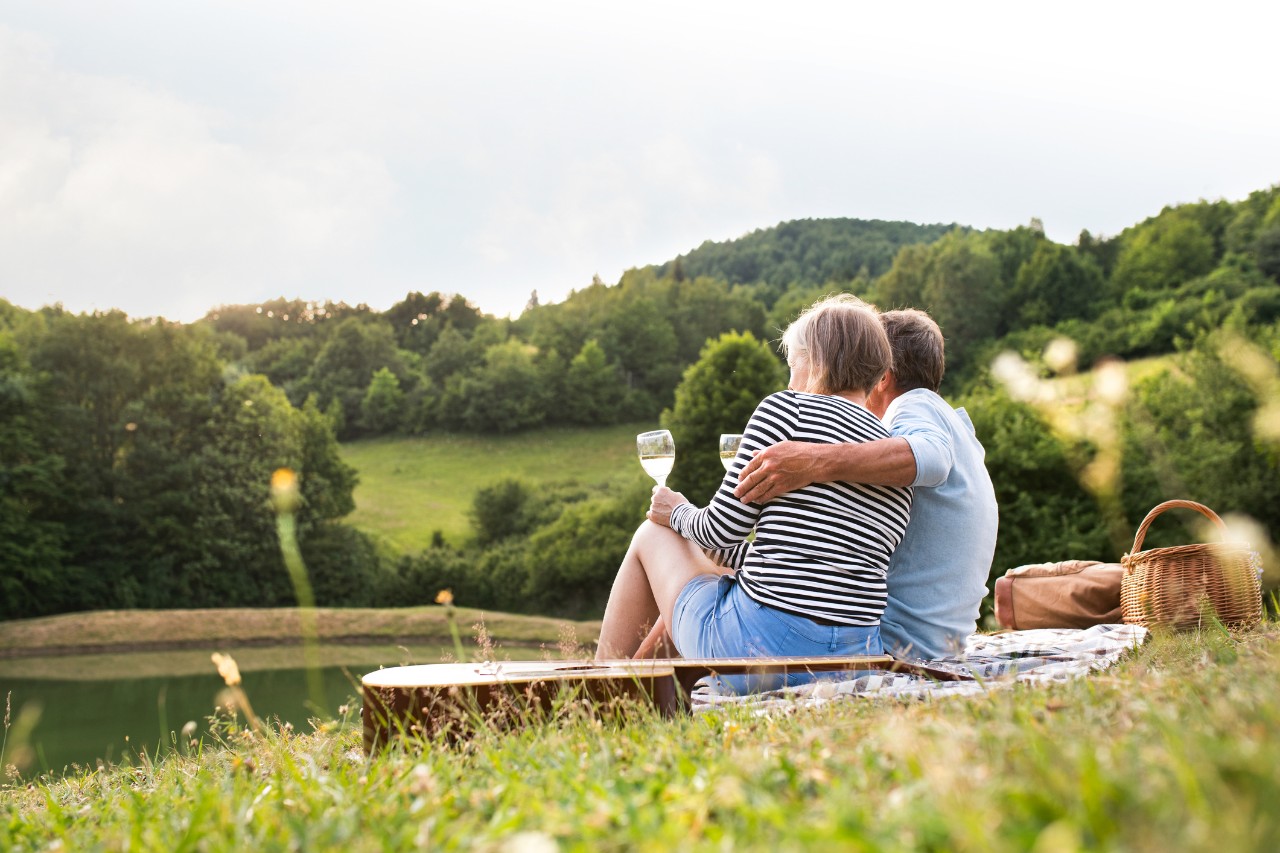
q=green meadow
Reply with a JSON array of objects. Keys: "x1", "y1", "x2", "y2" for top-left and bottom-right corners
[
  {"x1": 339, "y1": 422, "x2": 650, "y2": 551},
  {"x1": 6, "y1": 623, "x2": 1279, "y2": 850},
  {"x1": 338, "y1": 356, "x2": 1181, "y2": 556}
]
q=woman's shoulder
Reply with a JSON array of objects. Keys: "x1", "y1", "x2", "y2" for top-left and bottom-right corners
[
  {"x1": 793, "y1": 392, "x2": 890, "y2": 437},
  {"x1": 754, "y1": 390, "x2": 802, "y2": 411}
]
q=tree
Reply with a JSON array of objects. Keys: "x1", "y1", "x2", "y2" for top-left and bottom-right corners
[
  {"x1": 441, "y1": 295, "x2": 485, "y2": 335},
  {"x1": 242, "y1": 336, "x2": 320, "y2": 392},
  {"x1": 360, "y1": 367, "x2": 406, "y2": 433},
  {"x1": 438, "y1": 339, "x2": 547, "y2": 433},
  {"x1": 1255, "y1": 225, "x2": 1280, "y2": 283},
  {"x1": 874, "y1": 241, "x2": 935, "y2": 311},
  {"x1": 597, "y1": 296, "x2": 680, "y2": 401},
  {"x1": 24, "y1": 312, "x2": 228, "y2": 612},
  {"x1": 662, "y1": 331, "x2": 785, "y2": 502},
  {"x1": 651, "y1": 217, "x2": 959, "y2": 303},
  {"x1": 1, "y1": 309, "x2": 368, "y2": 616},
  {"x1": 1111, "y1": 208, "x2": 1217, "y2": 297},
  {"x1": 562, "y1": 339, "x2": 626, "y2": 425},
  {"x1": 1120, "y1": 334, "x2": 1280, "y2": 544},
  {"x1": 424, "y1": 326, "x2": 482, "y2": 386},
  {"x1": 962, "y1": 385, "x2": 1110, "y2": 584},
  {"x1": 664, "y1": 276, "x2": 769, "y2": 364},
  {"x1": 0, "y1": 334, "x2": 67, "y2": 619},
  {"x1": 116, "y1": 374, "x2": 306, "y2": 608},
  {"x1": 296, "y1": 395, "x2": 359, "y2": 522},
  {"x1": 920, "y1": 233, "x2": 1004, "y2": 378},
  {"x1": 521, "y1": 493, "x2": 640, "y2": 617},
  {"x1": 1010, "y1": 241, "x2": 1105, "y2": 328},
  {"x1": 470, "y1": 479, "x2": 535, "y2": 546},
  {"x1": 297, "y1": 316, "x2": 407, "y2": 435},
  {"x1": 516, "y1": 478, "x2": 652, "y2": 617},
  {"x1": 300, "y1": 522, "x2": 386, "y2": 607},
  {"x1": 385, "y1": 291, "x2": 446, "y2": 354}
]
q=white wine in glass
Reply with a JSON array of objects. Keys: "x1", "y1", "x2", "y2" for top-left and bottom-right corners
[
  {"x1": 636, "y1": 429, "x2": 675, "y2": 487},
  {"x1": 719, "y1": 433, "x2": 744, "y2": 472}
]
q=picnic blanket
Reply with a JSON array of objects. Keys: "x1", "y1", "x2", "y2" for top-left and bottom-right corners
[{"x1": 691, "y1": 623, "x2": 1149, "y2": 712}]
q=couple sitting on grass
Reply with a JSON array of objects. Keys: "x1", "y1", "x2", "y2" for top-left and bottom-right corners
[{"x1": 596, "y1": 294, "x2": 999, "y2": 687}]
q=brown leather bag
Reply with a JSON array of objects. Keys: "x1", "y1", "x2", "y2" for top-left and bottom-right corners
[{"x1": 994, "y1": 560, "x2": 1123, "y2": 630}]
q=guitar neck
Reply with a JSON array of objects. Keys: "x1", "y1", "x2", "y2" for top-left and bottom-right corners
[
  {"x1": 666, "y1": 654, "x2": 893, "y2": 674},
  {"x1": 606, "y1": 653, "x2": 968, "y2": 683}
]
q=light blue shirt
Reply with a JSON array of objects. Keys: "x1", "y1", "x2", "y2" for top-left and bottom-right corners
[{"x1": 879, "y1": 389, "x2": 999, "y2": 660}]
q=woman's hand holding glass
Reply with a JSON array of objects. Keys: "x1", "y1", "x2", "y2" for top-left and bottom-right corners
[{"x1": 647, "y1": 485, "x2": 690, "y2": 528}]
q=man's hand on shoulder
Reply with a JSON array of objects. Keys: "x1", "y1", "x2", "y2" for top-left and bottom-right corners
[{"x1": 733, "y1": 441, "x2": 817, "y2": 504}]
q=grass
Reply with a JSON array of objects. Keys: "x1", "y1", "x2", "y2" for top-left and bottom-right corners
[
  {"x1": 338, "y1": 422, "x2": 649, "y2": 551},
  {"x1": 6, "y1": 623, "x2": 1280, "y2": 850}
]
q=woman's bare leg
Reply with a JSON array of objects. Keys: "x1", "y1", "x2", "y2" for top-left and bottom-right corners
[
  {"x1": 632, "y1": 620, "x2": 675, "y2": 659},
  {"x1": 596, "y1": 521, "x2": 720, "y2": 659}
]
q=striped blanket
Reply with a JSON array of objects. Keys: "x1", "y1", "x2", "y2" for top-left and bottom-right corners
[{"x1": 691, "y1": 623, "x2": 1149, "y2": 711}]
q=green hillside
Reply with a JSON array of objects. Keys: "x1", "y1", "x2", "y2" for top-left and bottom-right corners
[
  {"x1": 4, "y1": 184, "x2": 1277, "y2": 620},
  {"x1": 651, "y1": 217, "x2": 962, "y2": 292},
  {"x1": 339, "y1": 422, "x2": 651, "y2": 552}
]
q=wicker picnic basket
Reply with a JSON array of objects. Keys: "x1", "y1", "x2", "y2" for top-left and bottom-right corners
[{"x1": 1120, "y1": 500, "x2": 1262, "y2": 630}]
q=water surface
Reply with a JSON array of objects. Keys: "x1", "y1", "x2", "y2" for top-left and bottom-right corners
[{"x1": 0, "y1": 643, "x2": 543, "y2": 776}]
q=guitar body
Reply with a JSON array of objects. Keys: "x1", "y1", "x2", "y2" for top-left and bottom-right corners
[
  {"x1": 361, "y1": 653, "x2": 937, "y2": 752},
  {"x1": 361, "y1": 661, "x2": 679, "y2": 750}
]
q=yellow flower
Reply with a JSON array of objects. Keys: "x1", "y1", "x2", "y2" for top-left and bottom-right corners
[
  {"x1": 271, "y1": 467, "x2": 301, "y2": 513},
  {"x1": 212, "y1": 652, "x2": 242, "y2": 686},
  {"x1": 435, "y1": 589, "x2": 454, "y2": 606}
]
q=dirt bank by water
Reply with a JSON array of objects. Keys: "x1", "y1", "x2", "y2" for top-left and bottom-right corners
[{"x1": 0, "y1": 607, "x2": 601, "y2": 660}]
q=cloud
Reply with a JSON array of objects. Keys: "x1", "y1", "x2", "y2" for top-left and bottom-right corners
[
  {"x1": 0, "y1": 25, "x2": 395, "y2": 321},
  {"x1": 2, "y1": 3, "x2": 1278, "y2": 322},
  {"x1": 462, "y1": 133, "x2": 783, "y2": 312}
]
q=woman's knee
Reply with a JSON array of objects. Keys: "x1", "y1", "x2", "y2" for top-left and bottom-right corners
[{"x1": 634, "y1": 518, "x2": 673, "y2": 542}]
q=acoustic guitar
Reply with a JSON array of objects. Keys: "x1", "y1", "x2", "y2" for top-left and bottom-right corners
[{"x1": 361, "y1": 654, "x2": 967, "y2": 752}]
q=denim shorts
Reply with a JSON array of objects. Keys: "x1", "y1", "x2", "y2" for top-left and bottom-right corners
[{"x1": 672, "y1": 573, "x2": 883, "y2": 694}]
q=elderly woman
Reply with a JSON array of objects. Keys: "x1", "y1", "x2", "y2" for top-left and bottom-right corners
[{"x1": 596, "y1": 295, "x2": 912, "y2": 670}]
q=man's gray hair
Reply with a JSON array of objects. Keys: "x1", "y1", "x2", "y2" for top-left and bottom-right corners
[{"x1": 879, "y1": 309, "x2": 945, "y2": 393}]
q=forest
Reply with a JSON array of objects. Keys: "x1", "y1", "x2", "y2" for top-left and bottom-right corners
[{"x1": 3, "y1": 187, "x2": 1279, "y2": 622}]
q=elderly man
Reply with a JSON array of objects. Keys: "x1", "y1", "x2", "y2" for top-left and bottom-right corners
[{"x1": 735, "y1": 308, "x2": 998, "y2": 660}]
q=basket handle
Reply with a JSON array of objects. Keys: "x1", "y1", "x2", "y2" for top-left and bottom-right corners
[{"x1": 1129, "y1": 500, "x2": 1227, "y2": 554}]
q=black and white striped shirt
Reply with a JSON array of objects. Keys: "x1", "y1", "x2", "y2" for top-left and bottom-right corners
[{"x1": 669, "y1": 390, "x2": 912, "y2": 625}]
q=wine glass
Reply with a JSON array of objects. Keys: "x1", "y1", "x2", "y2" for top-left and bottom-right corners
[
  {"x1": 718, "y1": 433, "x2": 744, "y2": 472},
  {"x1": 636, "y1": 429, "x2": 675, "y2": 488}
]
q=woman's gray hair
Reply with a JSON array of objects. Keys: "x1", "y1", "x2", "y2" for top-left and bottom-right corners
[{"x1": 781, "y1": 294, "x2": 892, "y2": 395}]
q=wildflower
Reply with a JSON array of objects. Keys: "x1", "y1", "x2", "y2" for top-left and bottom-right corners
[
  {"x1": 212, "y1": 653, "x2": 242, "y2": 686},
  {"x1": 1093, "y1": 359, "x2": 1128, "y2": 406},
  {"x1": 271, "y1": 468, "x2": 301, "y2": 514},
  {"x1": 1043, "y1": 337, "x2": 1078, "y2": 375},
  {"x1": 991, "y1": 351, "x2": 1044, "y2": 402},
  {"x1": 409, "y1": 763, "x2": 435, "y2": 795},
  {"x1": 503, "y1": 832, "x2": 558, "y2": 853},
  {"x1": 435, "y1": 589, "x2": 454, "y2": 606}
]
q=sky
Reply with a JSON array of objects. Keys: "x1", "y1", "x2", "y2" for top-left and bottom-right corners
[{"x1": 2, "y1": 1, "x2": 1278, "y2": 323}]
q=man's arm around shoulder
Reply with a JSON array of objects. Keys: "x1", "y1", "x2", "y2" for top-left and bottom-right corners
[{"x1": 734, "y1": 437, "x2": 916, "y2": 504}]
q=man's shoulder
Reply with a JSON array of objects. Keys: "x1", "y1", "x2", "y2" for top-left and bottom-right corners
[{"x1": 885, "y1": 388, "x2": 952, "y2": 427}]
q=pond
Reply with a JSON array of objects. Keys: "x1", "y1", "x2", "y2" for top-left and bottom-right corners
[{"x1": 0, "y1": 643, "x2": 542, "y2": 777}]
